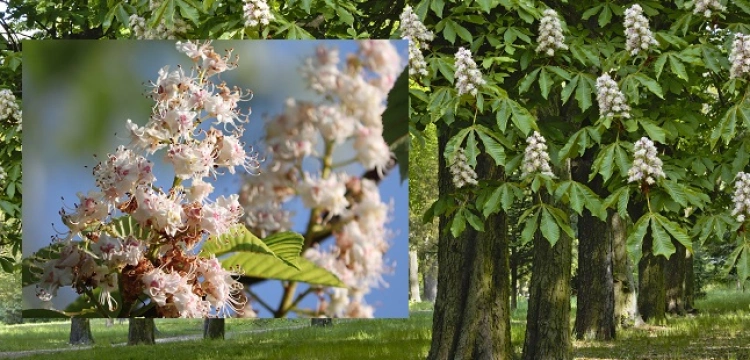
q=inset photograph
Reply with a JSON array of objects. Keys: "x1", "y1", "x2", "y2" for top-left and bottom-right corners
[{"x1": 21, "y1": 40, "x2": 409, "y2": 319}]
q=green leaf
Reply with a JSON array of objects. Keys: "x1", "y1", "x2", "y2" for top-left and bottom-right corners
[
  {"x1": 710, "y1": 105, "x2": 738, "y2": 148},
  {"x1": 539, "y1": 68, "x2": 552, "y2": 99},
  {"x1": 0, "y1": 256, "x2": 14, "y2": 273},
  {"x1": 261, "y1": 232, "x2": 304, "y2": 269},
  {"x1": 639, "y1": 119, "x2": 666, "y2": 144},
  {"x1": 654, "y1": 53, "x2": 668, "y2": 80},
  {"x1": 598, "y1": 3, "x2": 612, "y2": 27},
  {"x1": 561, "y1": 75, "x2": 579, "y2": 105},
  {"x1": 476, "y1": 0, "x2": 498, "y2": 12},
  {"x1": 633, "y1": 73, "x2": 664, "y2": 99},
  {"x1": 518, "y1": 68, "x2": 540, "y2": 95},
  {"x1": 650, "y1": 219, "x2": 676, "y2": 258},
  {"x1": 495, "y1": 98, "x2": 511, "y2": 132},
  {"x1": 557, "y1": 181, "x2": 604, "y2": 220},
  {"x1": 464, "y1": 209, "x2": 485, "y2": 231},
  {"x1": 540, "y1": 208, "x2": 560, "y2": 246},
  {"x1": 202, "y1": 226, "x2": 276, "y2": 258},
  {"x1": 702, "y1": 44, "x2": 723, "y2": 73},
  {"x1": 230, "y1": 254, "x2": 345, "y2": 288},
  {"x1": 669, "y1": 54, "x2": 688, "y2": 81},
  {"x1": 451, "y1": 210, "x2": 466, "y2": 238},
  {"x1": 108, "y1": 215, "x2": 152, "y2": 241},
  {"x1": 442, "y1": 20, "x2": 456, "y2": 44},
  {"x1": 575, "y1": 74, "x2": 593, "y2": 112},
  {"x1": 654, "y1": 214, "x2": 692, "y2": 252},
  {"x1": 521, "y1": 211, "x2": 540, "y2": 244},
  {"x1": 660, "y1": 180, "x2": 687, "y2": 207},
  {"x1": 445, "y1": 127, "x2": 472, "y2": 164},
  {"x1": 453, "y1": 21, "x2": 473, "y2": 43},
  {"x1": 510, "y1": 100, "x2": 536, "y2": 135},
  {"x1": 382, "y1": 68, "x2": 409, "y2": 181},
  {"x1": 483, "y1": 183, "x2": 520, "y2": 217},
  {"x1": 148, "y1": 0, "x2": 175, "y2": 29},
  {"x1": 465, "y1": 130, "x2": 479, "y2": 168},
  {"x1": 603, "y1": 186, "x2": 630, "y2": 219},
  {"x1": 592, "y1": 143, "x2": 616, "y2": 182},
  {"x1": 336, "y1": 7, "x2": 354, "y2": 26},
  {"x1": 175, "y1": 0, "x2": 200, "y2": 26},
  {"x1": 431, "y1": 0, "x2": 445, "y2": 17},
  {"x1": 476, "y1": 128, "x2": 506, "y2": 166},
  {"x1": 627, "y1": 214, "x2": 650, "y2": 263},
  {"x1": 613, "y1": 143, "x2": 631, "y2": 178}
]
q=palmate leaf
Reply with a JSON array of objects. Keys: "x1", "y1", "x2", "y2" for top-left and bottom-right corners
[
  {"x1": 228, "y1": 253, "x2": 346, "y2": 288},
  {"x1": 540, "y1": 208, "x2": 560, "y2": 246},
  {"x1": 262, "y1": 232, "x2": 305, "y2": 269},
  {"x1": 627, "y1": 214, "x2": 650, "y2": 264},
  {"x1": 650, "y1": 217, "x2": 677, "y2": 258},
  {"x1": 202, "y1": 226, "x2": 300, "y2": 270}
]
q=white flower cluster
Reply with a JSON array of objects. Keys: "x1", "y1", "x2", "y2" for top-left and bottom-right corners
[
  {"x1": 624, "y1": 4, "x2": 658, "y2": 56},
  {"x1": 693, "y1": 0, "x2": 725, "y2": 18},
  {"x1": 731, "y1": 172, "x2": 750, "y2": 223},
  {"x1": 454, "y1": 47, "x2": 485, "y2": 97},
  {"x1": 0, "y1": 89, "x2": 21, "y2": 128},
  {"x1": 729, "y1": 34, "x2": 750, "y2": 79},
  {"x1": 128, "y1": 0, "x2": 190, "y2": 39},
  {"x1": 596, "y1": 73, "x2": 631, "y2": 119},
  {"x1": 400, "y1": 6, "x2": 434, "y2": 77},
  {"x1": 627, "y1": 137, "x2": 665, "y2": 185},
  {"x1": 449, "y1": 148, "x2": 478, "y2": 188},
  {"x1": 35, "y1": 41, "x2": 258, "y2": 318},
  {"x1": 240, "y1": 42, "x2": 402, "y2": 318},
  {"x1": 521, "y1": 131, "x2": 554, "y2": 178},
  {"x1": 243, "y1": 0, "x2": 275, "y2": 28},
  {"x1": 535, "y1": 9, "x2": 568, "y2": 56}
]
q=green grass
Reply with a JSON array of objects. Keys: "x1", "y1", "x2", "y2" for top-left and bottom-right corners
[{"x1": 2, "y1": 289, "x2": 749, "y2": 359}]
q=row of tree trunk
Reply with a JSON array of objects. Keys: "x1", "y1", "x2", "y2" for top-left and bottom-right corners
[
  {"x1": 69, "y1": 317, "x2": 226, "y2": 346},
  {"x1": 428, "y1": 130, "x2": 697, "y2": 360}
]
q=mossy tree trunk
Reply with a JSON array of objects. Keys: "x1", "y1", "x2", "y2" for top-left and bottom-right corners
[
  {"x1": 128, "y1": 318, "x2": 155, "y2": 345},
  {"x1": 572, "y1": 154, "x2": 615, "y2": 341},
  {"x1": 69, "y1": 318, "x2": 94, "y2": 345},
  {"x1": 638, "y1": 232, "x2": 667, "y2": 325},
  {"x1": 665, "y1": 241, "x2": 687, "y2": 315},
  {"x1": 203, "y1": 318, "x2": 225, "y2": 340},
  {"x1": 427, "y1": 132, "x2": 512, "y2": 360},
  {"x1": 522, "y1": 160, "x2": 573, "y2": 360},
  {"x1": 611, "y1": 213, "x2": 638, "y2": 326}
]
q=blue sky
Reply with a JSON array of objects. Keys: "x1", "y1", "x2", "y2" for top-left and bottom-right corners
[{"x1": 22, "y1": 40, "x2": 409, "y2": 318}]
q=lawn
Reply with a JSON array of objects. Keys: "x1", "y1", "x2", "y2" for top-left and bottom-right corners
[{"x1": 1, "y1": 288, "x2": 749, "y2": 359}]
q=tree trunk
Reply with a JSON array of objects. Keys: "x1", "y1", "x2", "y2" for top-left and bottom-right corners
[
  {"x1": 665, "y1": 241, "x2": 686, "y2": 315},
  {"x1": 572, "y1": 155, "x2": 615, "y2": 341},
  {"x1": 638, "y1": 231, "x2": 667, "y2": 325},
  {"x1": 427, "y1": 132, "x2": 512, "y2": 360},
  {"x1": 409, "y1": 249, "x2": 422, "y2": 303},
  {"x1": 684, "y1": 247, "x2": 695, "y2": 311},
  {"x1": 69, "y1": 318, "x2": 94, "y2": 345},
  {"x1": 311, "y1": 318, "x2": 333, "y2": 327},
  {"x1": 203, "y1": 318, "x2": 225, "y2": 340},
  {"x1": 522, "y1": 160, "x2": 573, "y2": 360},
  {"x1": 611, "y1": 213, "x2": 638, "y2": 326},
  {"x1": 510, "y1": 246, "x2": 518, "y2": 311},
  {"x1": 128, "y1": 318, "x2": 155, "y2": 345},
  {"x1": 423, "y1": 256, "x2": 438, "y2": 303}
]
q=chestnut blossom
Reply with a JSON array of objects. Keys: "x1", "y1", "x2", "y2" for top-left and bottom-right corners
[
  {"x1": 730, "y1": 34, "x2": 750, "y2": 79},
  {"x1": 243, "y1": 0, "x2": 274, "y2": 28},
  {"x1": 731, "y1": 172, "x2": 750, "y2": 223},
  {"x1": 454, "y1": 47, "x2": 485, "y2": 97},
  {"x1": 128, "y1": 1, "x2": 190, "y2": 40},
  {"x1": 536, "y1": 9, "x2": 568, "y2": 56},
  {"x1": 624, "y1": 4, "x2": 658, "y2": 56},
  {"x1": 521, "y1": 131, "x2": 554, "y2": 179},
  {"x1": 596, "y1": 73, "x2": 631, "y2": 119},
  {"x1": 0, "y1": 89, "x2": 22, "y2": 126},
  {"x1": 400, "y1": 6, "x2": 434, "y2": 78},
  {"x1": 449, "y1": 148, "x2": 478, "y2": 188},
  {"x1": 34, "y1": 41, "x2": 260, "y2": 318},
  {"x1": 627, "y1": 137, "x2": 665, "y2": 185},
  {"x1": 298, "y1": 173, "x2": 351, "y2": 218},
  {"x1": 693, "y1": 0, "x2": 725, "y2": 18}
]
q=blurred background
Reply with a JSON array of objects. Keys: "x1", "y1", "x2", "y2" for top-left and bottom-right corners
[{"x1": 22, "y1": 40, "x2": 409, "y2": 318}]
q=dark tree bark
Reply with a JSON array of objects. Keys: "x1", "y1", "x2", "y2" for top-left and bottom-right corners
[
  {"x1": 611, "y1": 213, "x2": 638, "y2": 326},
  {"x1": 638, "y1": 232, "x2": 667, "y2": 325},
  {"x1": 69, "y1": 318, "x2": 94, "y2": 345},
  {"x1": 311, "y1": 318, "x2": 333, "y2": 327},
  {"x1": 665, "y1": 241, "x2": 687, "y2": 315},
  {"x1": 203, "y1": 318, "x2": 225, "y2": 340},
  {"x1": 128, "y1": 318, "x2": 155, "y2": 345},
  {"x1": 522, "y1": 160, "x2": 573, "y2": 360},
  {"x1": 684, "y1": 247, "x2": 695, "y2": 311},
  {"x1": 510, "y1": 245, "x2": 518, "y2": 311},
  {"x1": 427, "y1": 132, "x2": 512, "y2": 360},
  {"x1": 572, "y1": 154, "x2": 615, "y2": 341},
  {"x1": 423, "y1": 256, "x2": 438, "y2": 303},
  {"x1": 409, "y1": 249, "x2": 422, "y2": 302}
]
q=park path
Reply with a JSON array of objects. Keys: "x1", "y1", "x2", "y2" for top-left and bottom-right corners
[{"x1": 0, "y1": 324, "x2": 306, "y2": 359}]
